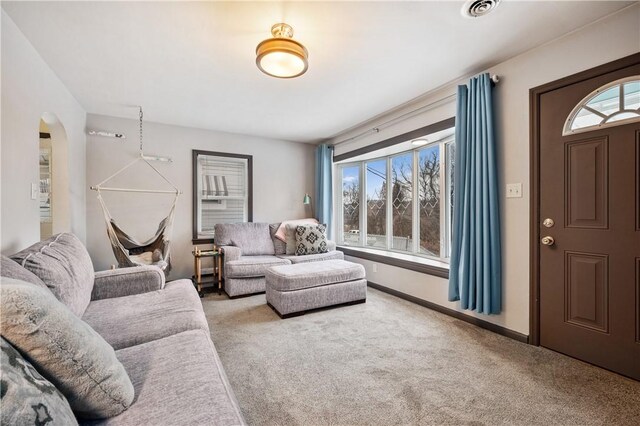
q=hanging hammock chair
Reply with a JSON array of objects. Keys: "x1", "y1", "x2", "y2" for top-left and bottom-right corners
[{"x1": 90, "y1": 107, "x2": 181, "y2": 276}]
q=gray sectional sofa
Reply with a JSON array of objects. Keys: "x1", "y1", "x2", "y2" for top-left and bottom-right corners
[
  {"x1": 214, "y1": 222, "x2": 344, "y2": 297},
  {"x1": 0, "y1": 233, "x2": 245, "y2": 425}
]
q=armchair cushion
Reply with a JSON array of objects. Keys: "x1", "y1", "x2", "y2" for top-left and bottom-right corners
[
  {"x1": 10, "y1": 233, "x2": 94, "y2": 317},
  {"x1": 214, "y1": 223, "x2": 274, "y2": 256},
  {"x1": 91, "y1": 266, "x2": 165, "y2": 301},
  {"x1": 225, "y1": 256, "x2": 291, "y2": 278}
]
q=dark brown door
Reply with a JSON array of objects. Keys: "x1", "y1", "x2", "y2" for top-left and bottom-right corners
[{"x1": 539, "y1": 63, "x2": 640, "y2": 380}]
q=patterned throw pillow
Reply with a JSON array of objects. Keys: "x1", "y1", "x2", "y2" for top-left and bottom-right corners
[
  {"x1": 295, "y1": 224, "x2": 328, "y2": 256},
  {"x1": 0, "y1": 336, "x2": 78, "y2": 426}
]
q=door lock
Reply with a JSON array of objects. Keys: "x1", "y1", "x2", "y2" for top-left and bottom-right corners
[
  {"x1": 543, "y1": 218, "x2": 554, "y2": 228},
  {"x1": 541, "y1": 236, "x2": 555, "y2": 246}
]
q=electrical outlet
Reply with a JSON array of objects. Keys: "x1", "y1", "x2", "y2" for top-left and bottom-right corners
[
  {"x1": 31, "y1": 183, "x2": 38, "y2": 200},
  {"x1": 372, "y1": 263, "x2": 378, "y2": 273},
  {"x1": 506, "y1": 183, "x2": 522, "y2": 198}
]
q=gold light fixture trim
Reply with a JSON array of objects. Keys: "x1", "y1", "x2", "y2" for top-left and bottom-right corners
[{"x1": 256, "y1": 23, "x2": 308, "y2": 79}]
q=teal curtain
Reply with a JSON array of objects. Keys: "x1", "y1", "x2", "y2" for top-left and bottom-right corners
[
  {"x1": 448, "y1": 73, "x2": 501, "y2": 314},
  {"x1": 315, "y1": 144, "x2": 334, "y2": 239}
]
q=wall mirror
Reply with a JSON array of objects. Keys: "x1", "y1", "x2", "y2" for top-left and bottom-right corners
[{"x1": 192, "y1": 150, "x2": 253, "y2": 243}]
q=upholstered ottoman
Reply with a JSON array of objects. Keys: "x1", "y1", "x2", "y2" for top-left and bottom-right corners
[{"x1": 265, "y1": 259, "x2": 367, "y2": 318}]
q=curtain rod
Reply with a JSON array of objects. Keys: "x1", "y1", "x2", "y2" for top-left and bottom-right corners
[{"x1": 334, "y1": 74, "x2": 499, "y2": 147}]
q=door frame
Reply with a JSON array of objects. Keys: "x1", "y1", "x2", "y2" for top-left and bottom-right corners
[{"x1": 529, "y1": 52, "x2": 640, "y2": 346}]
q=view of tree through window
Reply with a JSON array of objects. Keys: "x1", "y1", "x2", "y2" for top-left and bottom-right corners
[
  {"x1": 418, "y1": 145, "x2": 440, "y2": 256},
  {"x1": 366, "y1": 160, "x2": 386, "y2": 248},
  {"x1": 391, "y1": 154, "x2": 413, "y2": 251},
  {"x1": 342, "y1": 165, "x2": 360, "y2": 245},
  {"x1": 337, "y1": 124, "x2": 455, "y2": 261}
]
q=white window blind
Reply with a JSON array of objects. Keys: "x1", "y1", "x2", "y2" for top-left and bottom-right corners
[{"x1": 196, "y1": 155, "x2": 249, "y2": 239}]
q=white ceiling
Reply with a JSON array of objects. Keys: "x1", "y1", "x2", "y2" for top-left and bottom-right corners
[{"x1": 2, "y1": 1, "x2": 633, "y2": 143}]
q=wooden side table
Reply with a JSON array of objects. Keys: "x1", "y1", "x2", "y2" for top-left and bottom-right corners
[{"x1": 192, "y1": 247, "x2": 223, "y2": 296}]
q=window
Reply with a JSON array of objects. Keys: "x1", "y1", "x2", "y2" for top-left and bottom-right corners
[
  {"x1": 366, "y1": 160, "x2": 386, "y2": 248},
  {"x1": 336, "y1": 124, "x2": 455, "y2": 262},
  {"x1": 563, "y1": 76, "x2": 640, "y2": 135},
  {"x1": 192, "y1": 150, "x2": 253, "y2": 242},
  {"x1": 342, "y1": 165, "x2": 361, "y2": 246}
]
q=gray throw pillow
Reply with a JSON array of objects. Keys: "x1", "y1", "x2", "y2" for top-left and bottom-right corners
[
  {"x1": 10, "y1": 233, "x2": 95, "y2": 317},
  {"x1": 269, "y1": 223, "x2": 286, "y2": 255},
  {"x1": 295, "y1": 224, "x2": 328, "y2": 256},
  {"x1": 1, "y1": 255, "x2": 48, "y2": 289},
  {"x1": 1, "y1": 278, "x2": 135, "y2": 419},
  {"x1": 0, "y1": 336, "x2": 78, "y2": 426}
]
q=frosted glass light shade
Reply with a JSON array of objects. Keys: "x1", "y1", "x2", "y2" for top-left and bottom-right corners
[{"x1": 256, "y1": 24, "x2": 308, "y2": 79}]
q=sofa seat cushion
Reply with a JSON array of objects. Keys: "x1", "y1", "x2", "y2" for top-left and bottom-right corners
[
  {"x1": 85, "y1": 330, "x2": 245, "y2": 425},
  {"x1": 277, "y1": 250, "x2": 344, "y2": 264},
  {"x1": 82, "y1": 280, "x2": 208, "y2": 350},
  {"x1": 266, "y1": 259, "x2": 366, "y2": 292},
  {"x1": 225, "y1": 256, "x2": 291, "y2": 278},
  {"x1": 10, "y1": 233, "x2": 95, "y2": 317}
]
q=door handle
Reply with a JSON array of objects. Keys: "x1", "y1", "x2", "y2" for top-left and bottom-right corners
[{"x1": 541, "y1": 236, "x2": 555, "y2": 246}]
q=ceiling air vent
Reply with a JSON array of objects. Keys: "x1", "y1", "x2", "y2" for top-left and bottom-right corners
[{"x1": 461, "y1": 0, "x2": 501, "y2": 18}]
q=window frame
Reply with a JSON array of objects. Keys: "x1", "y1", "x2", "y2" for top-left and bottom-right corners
[
  {"x1": 191, "y1": 149, "x2": 253, "y2": 244},
  {"x1": 335, "y1": 125, "x2": 454, "y2": 264}
]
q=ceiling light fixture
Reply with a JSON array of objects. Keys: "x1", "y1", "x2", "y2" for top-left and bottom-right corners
[
  {"x1": 411, "y1": 138, "x2": 429, "y2": 147},
  {"x1": 256, "y1": 23, "x2": 308, "y2": 79}
]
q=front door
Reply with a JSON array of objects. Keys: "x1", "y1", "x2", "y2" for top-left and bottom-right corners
[{"x1": 538, "y1": 61, "x2": 640, "y2": 380}]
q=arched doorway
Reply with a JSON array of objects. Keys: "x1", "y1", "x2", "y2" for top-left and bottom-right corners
[{"x1": 39, "y1": 113, "x2": 70, "y2": 240}]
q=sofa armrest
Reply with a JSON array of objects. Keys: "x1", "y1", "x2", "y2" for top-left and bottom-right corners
[
  {"x1": 219, "y1": 246, "x2": 241, "y2": 278},
  {"x1": 327, "y1": 240, "x2": 337, "y2": 252},
  {"x1": 91, "y1": 265, "x2": 165, "y2": 301},
  {"x1": 219, "y1": 246, "x2": 241, "y2": 262}
]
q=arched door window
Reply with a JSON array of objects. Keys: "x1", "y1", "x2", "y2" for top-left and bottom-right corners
[{"x1": 563, "y1": 76, "x2": 640, "y2": 135}]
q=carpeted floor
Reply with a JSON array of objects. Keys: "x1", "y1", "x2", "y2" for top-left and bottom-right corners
[{"x1": 202, "y1": 288, "x2": 640, "y2": 425}]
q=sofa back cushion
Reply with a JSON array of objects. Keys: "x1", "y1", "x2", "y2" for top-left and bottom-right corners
[
  {"x1": 1, "y1": 336, "x2": 78, "y2": 425},
  {"x1": 1, "y1": 278, "x2": 135, "y2": 419},
  {"x1": 214, "y1": 223, "x2": 274, "y2": 256},
  {"x1": 10, "y1": 233, "x2": 95, "y2": 317},
  {"x1": 269, "y1": 223, "x2": 287, "y2": 255},
  {"x1": 1, "y1": 255, "x2": 48, "y2": 289}
]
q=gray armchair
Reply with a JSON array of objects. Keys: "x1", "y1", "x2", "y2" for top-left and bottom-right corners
[{"x1": 215, "y1": 222, "x2": 343, "y2": 297}]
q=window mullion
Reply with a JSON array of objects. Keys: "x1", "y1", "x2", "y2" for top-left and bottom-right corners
[
  {"x1": 386, "y1": 157, "x2": 392, "y2": 250},
  {"x1": 439, "y1": 142, "x2": 447, "y2": 262},
  {"x1": 412, "y1": 150, "x2": 419, "y2": 254},
  {"x1": 359, "y1": 163, "x2": 366, "y2": 247}
]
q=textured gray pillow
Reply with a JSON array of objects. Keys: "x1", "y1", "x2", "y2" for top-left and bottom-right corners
[
  {"x1": 10, "y1": 233, "x2": 95, "y2": 317},
  {"x1": 295, "y1": 224, "x2": 328, "y2": 256},
  {"x1": 284, "y1": 224, "x2": 302, "y2": 255},
  {"x1": 1, "y1": 278, "x2": 134, "y2": 419},
  {"x1": 0, "y1": 336, "x2": 78, "y2": 426},
  {"x1": 1, "y1": 254, "x2": 48, "y2": 289},
  {"x1": 269, "y1": 223, "x2": 286, "y2": 255}
]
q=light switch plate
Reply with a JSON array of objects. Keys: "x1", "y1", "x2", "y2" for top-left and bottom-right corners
[
  {"x1": 506, "y1": 183, "x2": 522, "y2": 198},
  {"x1": 31, "y1": 183, "x2": 39, "y2": 200}
]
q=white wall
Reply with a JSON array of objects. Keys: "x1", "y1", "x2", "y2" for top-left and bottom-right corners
[
  {"x1": 85, "y1": 114, "x2": 315, "y2": 278},
  {"x1": 332, "y1": 5, "x2": 640, "y2": 336},
  {"x1": 1, "y1": 10, "x2": 87, "y2": 254}
]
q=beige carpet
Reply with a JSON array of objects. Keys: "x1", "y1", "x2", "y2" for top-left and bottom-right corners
[{"x1": 202, "y1": 288, "x2": 640, "y2": 425}]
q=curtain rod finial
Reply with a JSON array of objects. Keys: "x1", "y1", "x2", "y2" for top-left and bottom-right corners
[{"x1": 490, "y1": 74, "x2": 500, "y2": 84}]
